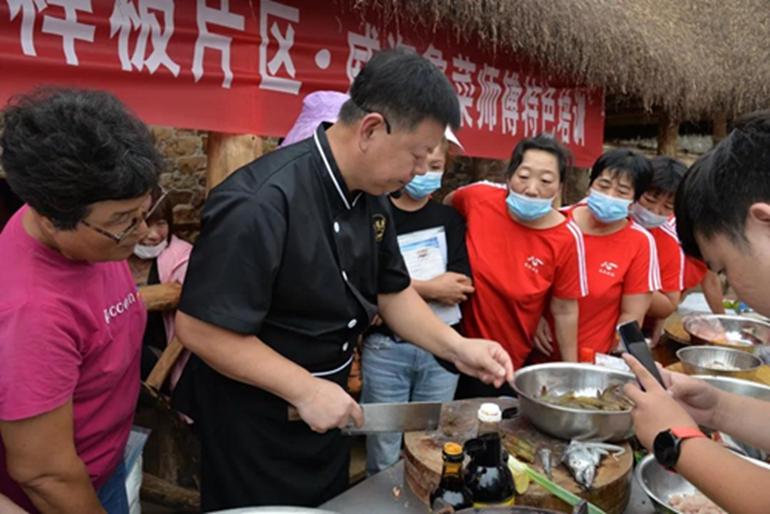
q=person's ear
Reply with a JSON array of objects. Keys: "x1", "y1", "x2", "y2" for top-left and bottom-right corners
[
  {"x1": 747, "y1": 202, "x2": 770, "y2": 226},
  {"x1": 39, "y1": 215, "x2": 59, "y2": 235},
  {"x1": 357, "y1": 113, "x2": 386, "y2": 153}
]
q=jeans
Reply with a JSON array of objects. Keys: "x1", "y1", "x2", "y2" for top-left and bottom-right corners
[
  {"x1": 97, "y1": 461, "x2": 129, "y2": 514},
  {"x1": 361, "y1": 332, "x2": 459, "y2": 475}
]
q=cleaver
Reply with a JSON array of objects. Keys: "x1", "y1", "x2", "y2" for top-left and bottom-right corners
[{"x1": 288, "y1": 401, "x2": 442, "y2": 435}]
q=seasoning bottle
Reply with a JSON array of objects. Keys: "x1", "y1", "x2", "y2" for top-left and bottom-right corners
[
  {"x1": 430, "y1": 442, "x2": 473, "y2": 512},
  {"x1": 464, "y1": 403, "x2": 515, "y2": 507}
]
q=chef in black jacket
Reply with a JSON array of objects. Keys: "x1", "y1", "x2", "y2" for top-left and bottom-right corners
[{"x1": 173, "y1": 48, "x2": 514, "y2": 511}]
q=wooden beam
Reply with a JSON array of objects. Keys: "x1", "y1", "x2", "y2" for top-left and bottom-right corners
[
  {"x1": 144, "y1": 337, "x2": 185, "y2": 392},
  {"x1": 138, "y1": 282, "x2": 182, "y2": 312},
  {"x1": 141, "y1": 473, "x2": 200, "y2": 513},
  {"x1": 205, "y1": 132, "x2": 264, "y2": 192},
  {"x1": 657, "y1": 112, "x2": 679, "y2": 156},
  {"x1": 713, "y1": 111, "x2": 728, "y2": 145}
]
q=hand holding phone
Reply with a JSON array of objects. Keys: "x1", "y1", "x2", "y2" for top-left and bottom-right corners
[{"x1": 616, "y1": 320, "x2": 666, "y2": 389}]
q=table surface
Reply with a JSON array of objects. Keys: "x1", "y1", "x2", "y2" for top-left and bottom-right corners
[{"x1": 321, "y1": 460, "x2": 657, "y2": 514}]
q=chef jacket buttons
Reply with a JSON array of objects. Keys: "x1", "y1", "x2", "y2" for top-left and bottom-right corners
[
  {"x1": 347, "y1": 318, "x2": 357, "y2": 329},
  {"x1": 342, "y1": 341, "x2": 350, "y2": 352},
  {"x1": 333, "y1": 221, "x2": 340, "y2": 233}
]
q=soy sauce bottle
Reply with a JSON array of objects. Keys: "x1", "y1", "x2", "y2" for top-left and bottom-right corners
[
  {"x1": 464, "y1": 403, "x2": 515, "y2": 507},
  {"x1": 430, "y1": 442, "x2": 473, "y2": 512}
]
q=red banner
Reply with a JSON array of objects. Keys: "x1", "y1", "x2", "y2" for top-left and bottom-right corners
[{"x1": 0, "y1": 1, "x2": 604, "y2": 166}]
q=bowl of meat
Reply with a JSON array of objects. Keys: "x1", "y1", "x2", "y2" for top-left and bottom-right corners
[
  {"x1": 677, "y1": 345, "x2": 762, "y2": 379},
  {"x1": 636, "y1": 453, "x2": 770, "y2": 513},
  {"x1": 682, "y1": 314, "x2": 770, "y2": 354},
  {"x1": 512, "y1": 363, "x2": 636, "y2": 442}
]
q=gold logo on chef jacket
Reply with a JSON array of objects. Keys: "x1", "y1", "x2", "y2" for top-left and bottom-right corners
[{"x1": 373, "y1": 214, "x2": 386, "y2": 242}]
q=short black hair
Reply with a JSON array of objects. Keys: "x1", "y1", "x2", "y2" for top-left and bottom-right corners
[
  {"x1": 1, "y1": 88, "x2": 162, "y2": 229},
  {"x1": 675, "y1": 110, "x2": 770, "y2": 259},
  {"x1": 648, "y1": 156, "x2": 687, "y2": 194},
  {"x1": 338, "y1": 48, "x2": 460, "y2": 131},
  {"x1": 588, "y1": 149, "x2": 652, "y2": 200},
  {"x1": 505, "y1": 133, "x2": 572, "y2": 182}
]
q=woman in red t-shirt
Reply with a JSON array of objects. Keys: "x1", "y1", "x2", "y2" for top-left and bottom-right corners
[
  {"x1": 534, "y1": 149, "x2": 659, "y2": 358},
  {"x1": 445, "y1": 134, "x2": 588, "y2": 397}
]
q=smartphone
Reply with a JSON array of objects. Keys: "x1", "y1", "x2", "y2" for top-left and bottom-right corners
[{"x1": 616, "y1": 320, "x2": 665, "y2": 388}]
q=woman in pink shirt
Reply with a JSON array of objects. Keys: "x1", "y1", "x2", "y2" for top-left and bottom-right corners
[{"x1": 0, "y1": 89, "x2": 163, "y2": 514}]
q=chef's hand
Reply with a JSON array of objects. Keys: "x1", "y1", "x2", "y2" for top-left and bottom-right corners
[
  {"x1": 294, "y1": 377, "x2": 364, "y2": 433},
  {"x1": 425, "y1": 272, "x2": 475, "y2": 305},
  {"x1": 453, "y1": 339, "x2": 514, "y2": 388},
  {"x1": 532, "y1": 318, "x2": 553, "y2": 356},
  {"x1": 622, "y1": 354, "x2": 699, "y2": 451}
]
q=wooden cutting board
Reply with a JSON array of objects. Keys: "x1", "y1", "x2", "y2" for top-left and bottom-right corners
[
  {"x1": 404, "y1": 398, "x2": 633, "y2": 514},
  {"x1": 663, "y1": 312, "x2": 690, "y2": 344}
]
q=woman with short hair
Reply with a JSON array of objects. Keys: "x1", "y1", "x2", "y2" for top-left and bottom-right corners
[
  {"x1": 0, "y1": 88, "x2": 162, "y2": 514},
  {"x1": 533, "y1": 149, "x2": 659, "y2": 360},
  {"x1": 446, "y1": 134, "x2": 588, "y2": 397}
]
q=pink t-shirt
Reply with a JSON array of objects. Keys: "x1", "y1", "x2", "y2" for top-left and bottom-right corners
[{"x1": 0, "y1": 207, "x2": 145, "y2": 512}]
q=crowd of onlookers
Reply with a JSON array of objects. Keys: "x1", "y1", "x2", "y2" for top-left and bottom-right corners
[{"x1": 2, "y1": 48, "x2": 768, "y2": 514}]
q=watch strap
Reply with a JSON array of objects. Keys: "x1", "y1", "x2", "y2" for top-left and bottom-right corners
[{"x1": 670, "y1": 427, "x2": 706, "y2": 440}]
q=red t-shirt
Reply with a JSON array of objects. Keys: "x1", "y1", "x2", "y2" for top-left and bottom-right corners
[
  {"x1": 0, "y1": 207, "x2": 145, "y2": 512},
  {"x1": 683, "y1": 255, "x2": 709, "y2": 289},
  {"x1": 648, "y1": 223, "x2": 685, "y2": 293},
  {"x1": 666, "y1": 217, "x2": 708, "y2": 289},
  {"x1": 569, "y1": 208, "x2": 660, "y2": 354},
  {"x1": 453, "y1": 182, "x2": 588, "y2": 369}
]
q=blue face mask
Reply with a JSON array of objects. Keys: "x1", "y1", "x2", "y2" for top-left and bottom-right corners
[
  {"x1": 404, "y1": 171, "x2": 443, "y2": 200},
  {"x1": 629, "y1": 202, "x2": 668, "y2": 228},
  {"x1": 586, "y1": 189, "x2": 632, "y2": 223},
  {"x1": 506, "y1": 190, "x2": 554, "y2": 221}
]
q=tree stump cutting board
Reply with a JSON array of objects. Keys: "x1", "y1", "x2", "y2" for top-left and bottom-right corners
[{"x1": 404, "y1": 398, "x2": 632, "y2": 514}]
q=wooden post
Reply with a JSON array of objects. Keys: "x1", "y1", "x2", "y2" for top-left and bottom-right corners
[
  {"x1": 205, "y1": 132, "x2": 265, "y2": 192},
  {"x1": 657, "y1": 112, "x2": 679, "y2": 157},
  {"x1": 713, "y1": 111, "x2": 728, "y2": 145},
  {"x1": 137, "y1": 282, "x2": 182, "y2": 311}
]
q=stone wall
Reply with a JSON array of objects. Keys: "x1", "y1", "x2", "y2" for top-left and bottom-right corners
[
  {"x1": 151, "y1": 126, "x2": 208, "y2": 242},
  {"x1": 2, "y1": 126, "x2": 590, "y2": 241}
]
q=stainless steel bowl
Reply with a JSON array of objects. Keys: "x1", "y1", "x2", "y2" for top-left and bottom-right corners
[
  {"x1": 677, "y1": 345, "x2": 762, "y2": 379},
  {"x1": 683, "y1": 314, "x2": 770, "y2": 353},
  {"x1": 512, "y1": 363, "x2": 636, "y2": 442},
  {"x1": 691, "y1": 374, "x2": 770, "y2": 401},
  {"x1": 209, "y1": 508, "x2": 339, "y2": 514},
  {"x1": 636, "y1": 454, "x2": 770, "y2": 513}
]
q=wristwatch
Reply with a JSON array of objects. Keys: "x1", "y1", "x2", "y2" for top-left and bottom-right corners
[{"x1": 653, "y1": 427, "x2": 707, "y2": 469}]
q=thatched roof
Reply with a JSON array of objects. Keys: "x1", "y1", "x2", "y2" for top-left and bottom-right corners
[{"x1": 344, "y1": 0, "x2": 770, "y2": 119}]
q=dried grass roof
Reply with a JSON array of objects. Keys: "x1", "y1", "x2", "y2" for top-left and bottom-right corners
[{"x1": 344, "y1": 0, "x2": 770, "y2": 118}]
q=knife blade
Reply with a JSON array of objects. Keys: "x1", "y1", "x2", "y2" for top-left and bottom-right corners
[{"x1": 287, "y1": 401, "x2": 443, "y2": 435}]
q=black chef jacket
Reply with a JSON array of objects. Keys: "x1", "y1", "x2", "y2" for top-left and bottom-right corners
[{"x1": 173, "y1": 124, "x2": 411, "y2": 510}]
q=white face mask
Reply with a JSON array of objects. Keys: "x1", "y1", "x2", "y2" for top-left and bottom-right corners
[
  {"x1": 133, "y1": 239, "x2": 168, "y2": 260},
  {"x1": 630, "y1": 202, "x2": 669, "y2": 228}
]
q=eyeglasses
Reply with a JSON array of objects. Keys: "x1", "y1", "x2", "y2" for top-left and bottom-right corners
[
  {"x1": 358, "y1": 105, "x2": 392, "y2": 134},
  {"x1": 81, "y1": 189, "x2": 169, "y2": 243}
]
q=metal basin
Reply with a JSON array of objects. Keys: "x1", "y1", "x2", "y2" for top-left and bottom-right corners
[
  {"x1": 512, "y1": 363, "x2": 636, "y2": 442},
  {"x1": 636, "y1": 454, "x2": 770, "y2": 513},
  {"x1": 677, "y1": 345, "x2": 761, "y2": 379},
  {"x1": 683, "y1": 314, "x2": 770, "y2": 354},
  {"x1": 691, "y1": 374, "x2": 770, "y2": 401}
]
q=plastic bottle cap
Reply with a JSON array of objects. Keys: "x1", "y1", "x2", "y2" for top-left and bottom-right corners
[
  {"x1": 477, "y1": 402, "x2": 502, "y2": 423},
  {"x1": 443, "y1": 442, "x2": 463, "y2": 456}
]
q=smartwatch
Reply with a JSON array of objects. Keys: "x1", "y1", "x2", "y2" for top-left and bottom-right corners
[{"x1": 653, "y1": 427, "x2": 707, "y2": 470}]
